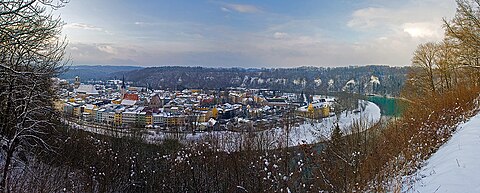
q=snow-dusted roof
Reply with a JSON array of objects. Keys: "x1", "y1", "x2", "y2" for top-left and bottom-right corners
[
  {"x1": 208, "y1": 118, "x2": 217, "y2": 126},
  {"x1": 75, "y1": 84, "x2": 99, "y2": 95},
  {"x1": 121, "y1": 99, "x2": 137, "y2": 106},
  {"x1": 85, "y1": 104, "x2": 95, "y2": 110},
  {"x1": 123, "y1": 111, "x2": 137, "y2": 115}
]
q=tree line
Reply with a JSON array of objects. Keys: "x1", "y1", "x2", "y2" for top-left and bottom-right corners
[{"x1": 116, "y1": 65, "x2": 408, "y2": 96}]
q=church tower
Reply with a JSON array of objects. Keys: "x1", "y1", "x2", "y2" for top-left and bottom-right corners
[
  {"x1": 121, "y1": 75, "x2": 126, "y2": 99},
  {"x1": 74, "y1": 76, "x2": 80, "y2": 88}
]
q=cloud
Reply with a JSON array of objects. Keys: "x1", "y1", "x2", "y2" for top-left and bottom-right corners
[
  {"x1": 67, "y1": 43, "x2": 140, "y2": 65},
  {"x1": 63, "y1": 22, "x2": 113, "y2": 36},
  {"x1": 134, "y1": 21, "x2": 160, "y2": 27},
  {"x1": 66, "y1": 33, "x2": 415, "y2": 67},
  {"x1": 402, "y1": 22, "x2": 441, "y2": 38},
  {"x1": 64, "y1": 23, "x2": 103, "y2": 31},
  {"x1": 347, "y1": 7, "x2": 392, "y2": 30},
  {"x1": 96, "y1": 44, "x2": 118, "y2": 55},
  {"x1": 63, "y1": 0, "x2": 457, "y2": 67},
  {"x1": 220, "y1": 7, "x2": 231, "y2": 12},
  {"x1": 134, "y1": 21, "x2": 147, "y2": 25},
  {"x1": 347, "y1": 0, "x2": 455, "y2": 40},
  {"x1": 223, "y1": 3, "x2": 261, "y2": 13},
  {"x1": 273, "y1": 32, "x2": 288, "y2": 39},
  {"x1": 178, "y1": 32, "x2": 204, "y2": 39},
  {"x1": 340, "y1": 0, "x2": 455, "y2": 67},
  {"x1": 66, "y1": 25, "x2": 417, "y2": 67}
]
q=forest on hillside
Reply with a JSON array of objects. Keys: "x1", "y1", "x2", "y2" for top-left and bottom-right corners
[
  {"x1": 119, "y1": 65, "x2": 409, "y2": 96},
  {"x1": 62, "y1": 65, "x2": 409, "y2": 96}
]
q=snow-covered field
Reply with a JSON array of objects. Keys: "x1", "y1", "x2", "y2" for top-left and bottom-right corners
[
  {"x1": 146, "y1": 100, "x2": 381, "y2": 151},
  {"x1": 268, "y1": 100, "x2": 381, "y2": 146},
  {"x1": 404, "y1": 112, "x2": 480, "y2": 193}
]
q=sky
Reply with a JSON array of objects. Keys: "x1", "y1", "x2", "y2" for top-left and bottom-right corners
[{"x1": 57, "y1": 0, "x2": 457, "y2": 68}]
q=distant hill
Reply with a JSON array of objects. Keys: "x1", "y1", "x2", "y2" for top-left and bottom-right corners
[
  {"x1": 59, "y1": 65, "x2": 143, "y2": 81},
  {"x1": 115, "y1": 65, "x2": 410, "y2": 96}
]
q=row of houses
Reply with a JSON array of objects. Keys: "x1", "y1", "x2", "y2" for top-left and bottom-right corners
[{"x1": 63, "y1": 102, "x2": 225, "y2": 129}]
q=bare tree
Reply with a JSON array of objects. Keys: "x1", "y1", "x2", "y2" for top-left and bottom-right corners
[
  {"x1": 411, "y1": 42, "x2": 440, "y2": 94},
  {"x1": 443, "y1": 0, "x2": 480, "y2": 85},
  {"x1": 0, "y1": 0, "x2": 67, "y2": 191},
  {"x1": 444, "y1": 0, "x2": 480, "y2": 68}
]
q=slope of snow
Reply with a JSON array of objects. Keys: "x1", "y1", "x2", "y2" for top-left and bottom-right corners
[
  {"x1": 279, "y1": 100, "x2": 381, "y2": 146},
  {"x1": 405, "y1": 112, "x2": 480, "y2": 193}
]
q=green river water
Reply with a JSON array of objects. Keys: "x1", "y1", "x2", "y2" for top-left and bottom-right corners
[{"x1": 367, "y1": 95, "x2": 407, "y2": 117}]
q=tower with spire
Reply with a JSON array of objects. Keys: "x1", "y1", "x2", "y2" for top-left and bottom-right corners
[
  {"x1": 121, "y1": 75, "x2": 126, "y2": 99},
  {"x1": 74, "y1": 76, "x2": 80, "y2": 88}
]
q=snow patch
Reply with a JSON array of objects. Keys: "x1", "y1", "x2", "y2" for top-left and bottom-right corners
[
  {"x1": 370, "y1": 75, "x2": 380, "y2": 85},
  {"x1": 404, "y1": 113, "x2": 480, "y2": 192}
]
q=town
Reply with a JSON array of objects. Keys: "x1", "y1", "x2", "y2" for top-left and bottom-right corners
[{"x1": 57, "y1": 76, "x2": 335, "y2": 133}]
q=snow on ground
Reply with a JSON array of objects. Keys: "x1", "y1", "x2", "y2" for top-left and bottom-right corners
[
  {"x1": 281, "y1": 100, "x2": 381, "y2": 146},
  {"x1": 147, "y1": 100, "x2": 381, "y2": 151},
  {"x1": 67, "y1": 100, "x2": 381, "y2": 151},
  {"x1": 404, "y1": 112, "x2": 480, "y2": 193}
]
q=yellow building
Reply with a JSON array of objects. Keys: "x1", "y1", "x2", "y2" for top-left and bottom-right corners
[
  {"x1": 197, "y1": 112, "x2": 208, "y2": 122},
  {"x1": 112, "y1": 99, "x2": 122, "y2": 104},
  {"x1": 83, "y1": 104, "x2": 96, "y2": 114},
  {"x1": 211, "y1": 107, "x2": 218, "y2": 118},
  {"x1": 114, "y1": 112, "x2": 122, "y2": 126},
  {"x1": 145, "y1": 114, "x2": 153, "y2": 125},
  {"x1": 165, "y1": 115, "x2": 186, "y2": 126},
  {"x1": 321, "y1": 105, "x2": 330, "y2": 117},
  {"x1": 307, "y1": 103, "x2": 315, "y2": 118},
  {"x1": 196, "y1": 107, "x2": 210, "y2": 111},
  {"x1": 73, "y1": 106, "x2": 81, "y2": 117},
  {"x1": 166, "y1": 116, "x2": 175, "y2": 126},
  {"x1": 297, "y1": 103, "x2": 331, "y2": 119}
]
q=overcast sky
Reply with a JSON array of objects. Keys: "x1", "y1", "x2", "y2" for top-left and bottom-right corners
[{"x1": 57, "y1": 0, "x2": 457, "y2": 68}]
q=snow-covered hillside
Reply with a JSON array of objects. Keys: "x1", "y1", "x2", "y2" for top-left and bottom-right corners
[{"x1": 404, "y1": 112, "x2": 480, "y2": 193}]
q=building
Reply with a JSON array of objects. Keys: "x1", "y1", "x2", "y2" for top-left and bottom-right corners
[
  {"x1": 149, "y1": 94, "x2": 163, "y2": 108},
  {"x1": 137, "y1": 112, "x2": 146, "y2": 126},
  {"x1": 74, "y1": 76, "x2": 80, "y2": 88},
  {"x1": 75, "y1": 84, "x2": 99, "y2": 98},
  {"x1": 96, "y1": 109, "x2": 106, "y2": 123},
  {"x1": 296, "y1": 100, "x2": 332, "y2": 119},
  {"x1": 153, "y1": 113, "x2": 166, "y2": 126},
  {"x1": 145, "y1": 112, "x2": 153, "y2": 125},
  {"x1": 63, "y1": 102, "x2": 80, "y2": 117},
  {"x1": 122, "y1": 111, "x2": 137, "y2": 126},
  {"x1": 266, "y1": 97, "x2": 289, "y2": 107},
  {"x1": 123, "y1": 93, "x2": 139, "y2": 101},
  {"x1": 114, "y1": 108, "x2": 123, "y2": 126},
  {"x1": 120, "y1": 75, "x2": 126, "y2": 99},
  {"x1": 105, "y1": 111, "x2": 115, "y2": 125}
]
